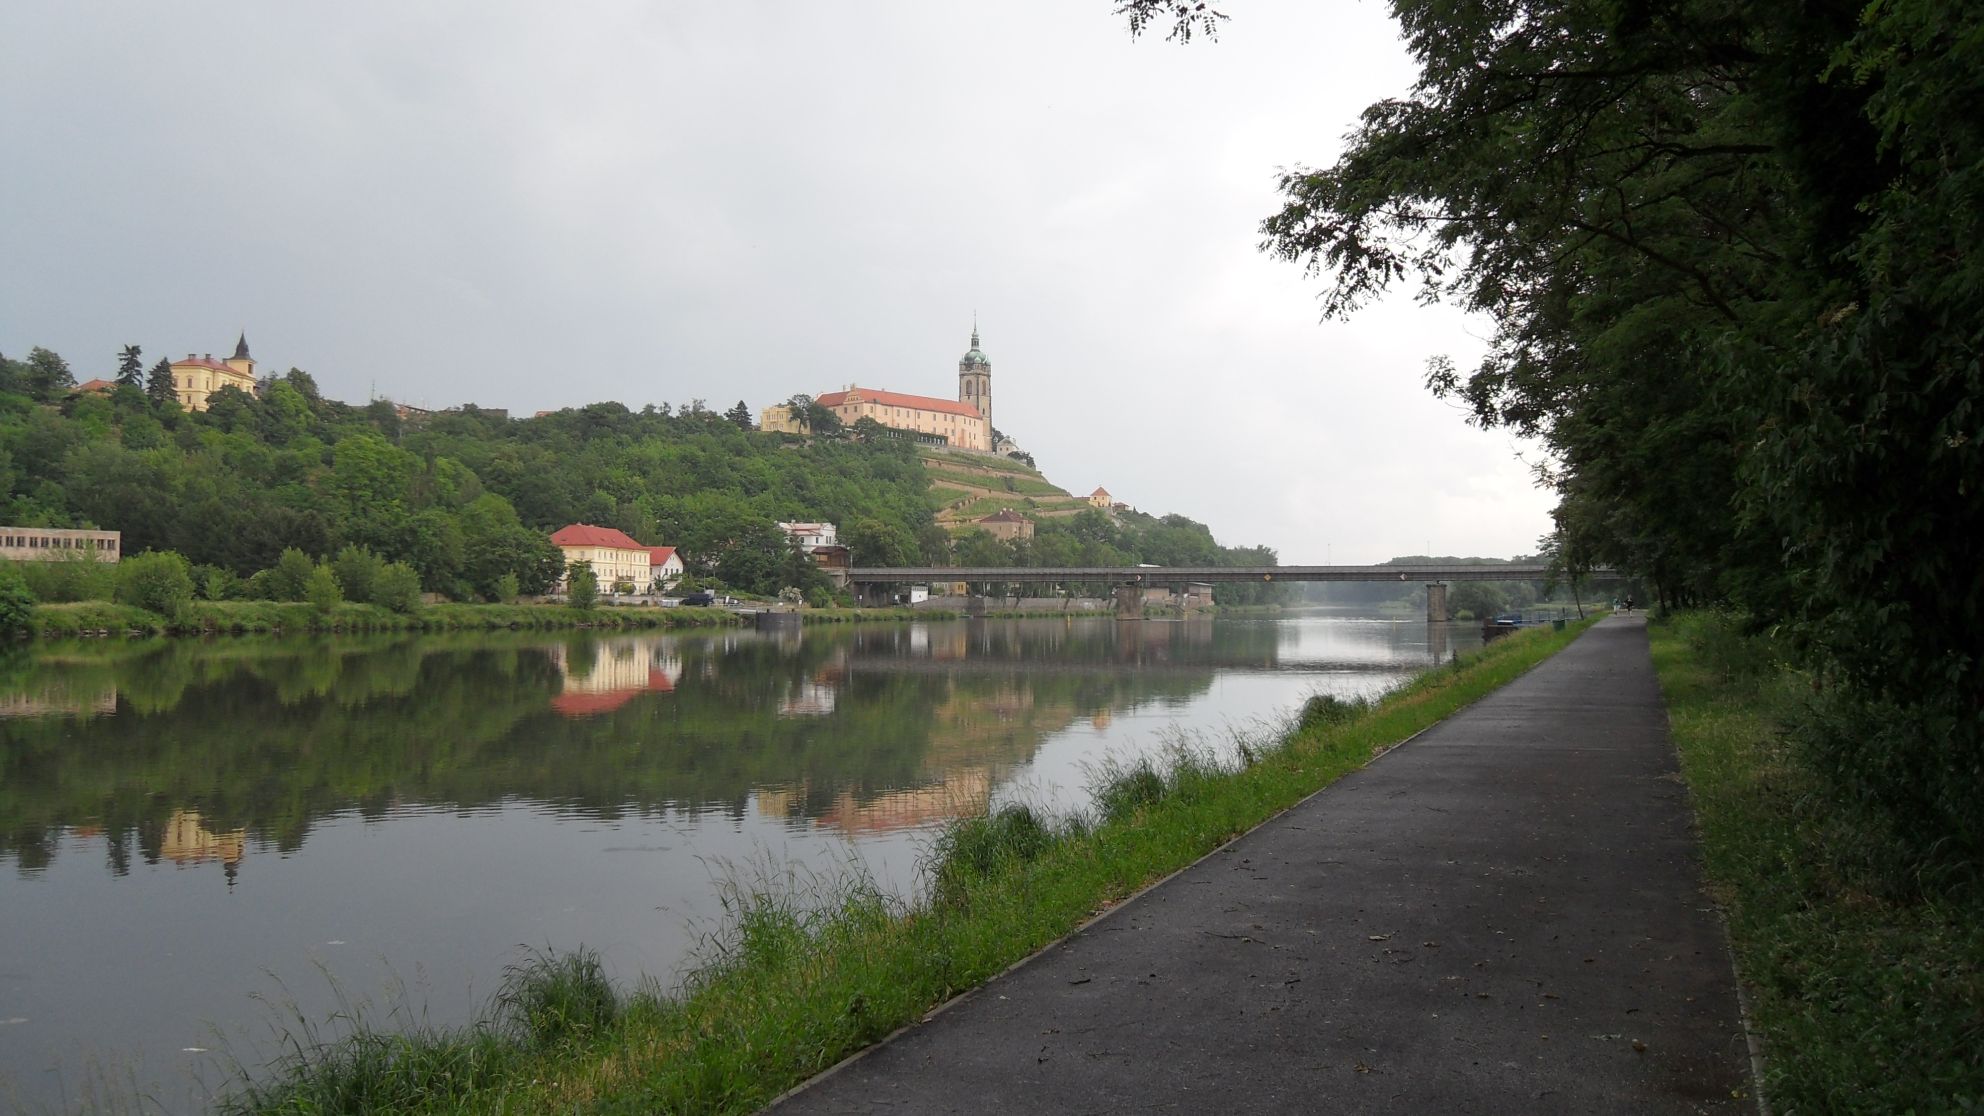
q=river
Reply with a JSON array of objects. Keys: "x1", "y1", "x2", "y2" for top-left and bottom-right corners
[{"x1": 0, "y1": 611, "x2": 1475, "y2": 1112}]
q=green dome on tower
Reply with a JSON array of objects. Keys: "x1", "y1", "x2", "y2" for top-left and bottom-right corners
[{"x1": 959, "y1": 327, "x2": 990, "y2": 368}]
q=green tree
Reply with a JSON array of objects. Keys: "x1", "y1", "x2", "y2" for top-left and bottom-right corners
[
  {"x1": 145, "y1": 358, "x2": 177, "y2": 407},
  {"x1": 268, "y1": 548, "x2": 317, "y2": 601},
  {"x1": 116, "y1": 345, "x2": 144, "y2": 387},
  {"x1": 304, "y1": 563, "x2": 343, "y2": 612},
  {"x1": 1231, "y1": 0, "x2": 1984, "y2": 859},
  {"x1": 0, "y1": 563, "x2": 35, "y2": 639},
  {"x1": 724, "y1": 400, "x2": 755, "y2": 430},
  {"x1": 24, "y1": 347, "x2": 75, "y2": 402},
  {"x1": 565, "y1": 560, "x2": 598, "y2": 610},
  {"x1": 374, "y1": 561, "x2": 423, "y2": 613},
  {"x1": 113, "y1": 551, "x2": 195, "y2": 617},
  {"x1": 332, "y1": 545, "x2": 385, "y2": 606}
]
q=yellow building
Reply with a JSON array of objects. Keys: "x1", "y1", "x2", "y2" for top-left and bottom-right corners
[
  {"x1": 761, "y1": 327, "x2": 996, "y2": 452},
  {"x1": 1088, "y1": 487, "x2": 1112, "y2": 508},
  {"x1": 170, "y1": 334, "x2": 259, "y2": 412},
  {"x1": 550, "y1": 523, "x2": 651, "y2": 593}
]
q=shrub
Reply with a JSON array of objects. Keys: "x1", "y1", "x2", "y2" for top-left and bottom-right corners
[
  {"x1": 493, "y1": 572, "x2": 520, "y2": 604},
  {"x1": 374, "y1": 563, "x2": 423, "y2": 614},
  {"x1": 1298, "y1": 693, "x2": 1369, "y2": 734},
  {"x1": 332, "y1": 545, "x2": 385, "y2": 606},
  {"x1": 304, "y1": 564, "x2": 343, "y2": 612},
  {"x1": 566, "y1": 561, "x2": 598, "y2": 610},
  {"x1": 17, "y1": 551, "x2": 115, "y2": 602},
  {"x1": 268, "y1": 547, "x2": 317, "y2": 601},
  {"x1": 113, "y1": 551, "x2": 195, "y2": 617},
  {"x1": 0, "y1": 563, "x2": 34, "y2": 639}
]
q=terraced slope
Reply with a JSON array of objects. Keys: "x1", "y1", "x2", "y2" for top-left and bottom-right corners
[{"x1": 918, "y1": 448, "x2": 1095, "y2": 528}]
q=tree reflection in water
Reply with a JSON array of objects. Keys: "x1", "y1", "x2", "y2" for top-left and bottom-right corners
[{"x1": 0, "y1": 619, "x2": 1281, "y2": 876}]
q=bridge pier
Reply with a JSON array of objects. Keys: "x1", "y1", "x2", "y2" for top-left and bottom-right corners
[
  {"x1": 1427, "y1": 582, "x2": 1448, "y2": 623},
  {"x1": 1113, "y1": 585, "x2": 1144, "y2": 620},
  {"x1": 967, "y1": 595, "x2": 989, "y2": 617}
]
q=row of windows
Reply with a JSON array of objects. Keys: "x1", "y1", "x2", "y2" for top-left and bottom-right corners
[{"x1": 2, "y1": 534, "x2": 118, "y2": 551}]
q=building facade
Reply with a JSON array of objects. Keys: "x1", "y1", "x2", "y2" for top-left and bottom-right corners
[
  {"x1": 977, "y1": 509, "x2": 1034, "y2": 541},
  {"x1": 646, "y1": 547, "x2": 685, "y2": 590},
  {"x1": 1, "y1": 527, "x2": 121, "y2": 562},
  {"x1": 550, "y1": 524, "x2": 651, "y2": 593},
  {"x1": 760, "y1": 327, "x2": 996, "y2": 452},
  {"x1": 778, "y1": 522, "x2": 839, "y2": 549},
  {"x1": 171, "y1": 334, "x2": 259, "y2": 412}
]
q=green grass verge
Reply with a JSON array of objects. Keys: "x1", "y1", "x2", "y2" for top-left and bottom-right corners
[
  {"x1": 1648, "y1": 612, "x2": 1984, "y2": 1112},
  {"x1": 26, "y1": 600, "x2": 745, "y2": 639},
  {"x1": 221, "y1": 617, "x2": 1595, "y2": 1114}
]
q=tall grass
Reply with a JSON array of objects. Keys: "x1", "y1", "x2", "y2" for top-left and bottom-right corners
[
  {"x1": 224, "y1": 618, "x2": 1596, "y2": 1114},
  {"x1": 1650, "y1": 611, "x2": 1983, "y2": 1112}
]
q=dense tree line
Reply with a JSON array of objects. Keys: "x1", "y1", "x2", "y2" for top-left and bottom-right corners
[
  {"x1": 1128, "y1": 0, "x2": 1983, "y2": 862},
  {"x1": 0, "y1": 361, "x2": 942, "y2": 600},
  {"x1": 1, "y1": 355, "x2": 1281, "y2": 607}
]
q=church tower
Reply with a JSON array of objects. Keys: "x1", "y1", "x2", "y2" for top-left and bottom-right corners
[
  {"x1": 224, "y1": 332, "x2": 255, "y2": 380},
  {"x1": 958, "y1": 323, "x2": 991, "y2": 428}
]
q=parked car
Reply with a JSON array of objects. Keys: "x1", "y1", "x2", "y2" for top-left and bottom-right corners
[{"x1": 681, "y1": 590, "x2": 716, "y2": 607}]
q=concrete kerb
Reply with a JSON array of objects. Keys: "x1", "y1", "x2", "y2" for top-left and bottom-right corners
[{"x1": 760, "y1": 625, "x2": 1585, "y2": 1112}]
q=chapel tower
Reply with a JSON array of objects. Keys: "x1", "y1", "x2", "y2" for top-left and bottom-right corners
[
  {"x1": 224, "y1": 332, "x2": 255, "y2": 380},
  {"x1": 957, "y1": 322, "x2": 991, "y2": 428}
]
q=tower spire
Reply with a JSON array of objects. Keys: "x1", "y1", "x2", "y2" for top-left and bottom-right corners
[{"x1": 233, "y1": 331, "x2": 251, "y2": 360}]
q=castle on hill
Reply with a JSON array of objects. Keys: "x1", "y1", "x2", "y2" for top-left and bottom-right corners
[
  {"x1": 761, "y1": 326, "x2": 995, "y2": 452},
  {"x1": 171, "y1": 333, "x2": 259, "y2": 411}
]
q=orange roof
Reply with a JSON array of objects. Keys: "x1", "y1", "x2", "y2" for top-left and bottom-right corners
[
  {"x1": 817, "y1": 386, "x2": 981, "y2": 420},
  {"x1": 1090, "y1": 487, "x2": 1110, "y2": 498},
  {"x1": 647, "y1": 546, "x2": 679, "y2": 566},
  {"x1": 75, "y1": 378, "x2": 116, "y2": 393},
  {"x1": 551, "y1": 523, "x2": 646, "y2": 550}
]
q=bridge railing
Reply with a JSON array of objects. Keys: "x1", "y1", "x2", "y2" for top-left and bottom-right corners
[{"x1": 842, "y1": 564, "x2": 1611, "y2": 585}]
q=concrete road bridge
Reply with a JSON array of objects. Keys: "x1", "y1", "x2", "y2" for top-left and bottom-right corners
[{"x1": 841, "y1": 564, "x2": 1614, "y2": 620}]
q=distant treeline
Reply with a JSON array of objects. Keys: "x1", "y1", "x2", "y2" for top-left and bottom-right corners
[{"x1": 0, "y1": 352, "x2": 1280, "y2": 607}]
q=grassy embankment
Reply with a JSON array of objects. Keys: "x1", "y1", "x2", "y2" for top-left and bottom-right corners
[
  {"x1": 1649, "y1": 612, "x2": 1983, "y2": 1112},
  {"x1": 222, "y1": 617, "x2": 1596, "y2": 1115},
  {"x1": 27, "y1": 600, "x2": 743, "y2": 638}
]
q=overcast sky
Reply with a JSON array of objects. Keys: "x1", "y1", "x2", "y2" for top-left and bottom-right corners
[{"x1": 1, "y1": 1, "x2": 1555, "y2": 564}]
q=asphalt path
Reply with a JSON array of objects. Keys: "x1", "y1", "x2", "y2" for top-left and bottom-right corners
[{"x1": 767, "y1": 614, "x2": 1755, "y2": 1114}]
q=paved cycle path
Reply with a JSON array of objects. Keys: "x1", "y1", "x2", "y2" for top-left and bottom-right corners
[{"x1": 770, "y1": 615, "x2": 1754, "y2": 1114}]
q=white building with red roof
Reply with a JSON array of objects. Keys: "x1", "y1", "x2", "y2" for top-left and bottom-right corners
[
  {"x1": 760, "y1": 326, "x2": 995, "y2": 452},
  {"x1": 550, "y1": 523, "x2": 651, "y2": 593},
  {"x1": 646, "y1": 546, "x2": 684, "y2": 590}
]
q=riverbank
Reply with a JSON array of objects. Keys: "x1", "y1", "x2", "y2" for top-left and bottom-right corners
[
  {"x1": 222, "y1": 616, "x2": 1598, "y2": 1114},
  {"x1": 27, "y1": 599, "x2": 744, "y2": 638},
  {"x1": 1648, "y1": 612, "x2": 1984, "y2": 1112}
]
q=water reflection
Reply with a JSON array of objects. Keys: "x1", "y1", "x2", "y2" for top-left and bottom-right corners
[{"x1": 0, "y1": 615, "x2": 1475, "y2": 1113}]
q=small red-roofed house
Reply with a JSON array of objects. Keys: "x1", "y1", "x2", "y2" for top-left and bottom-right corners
[
  {"x1": 551, "y1": 523, "x2": 650, "y2": 594},
  {"x1": 1088, "y1": 487, "x2": 1112, "y2": 508},
  {"x1": 646, "y1": 546, "x2": 684, "y2": 591},
  {"x1": 73, "y1": 378, "x2": 117, "y2": 396}
]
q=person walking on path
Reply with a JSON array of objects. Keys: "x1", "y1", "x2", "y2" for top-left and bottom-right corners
[{"x1": 770, "y1": 614, "x2": 1756, "y2": 1114}]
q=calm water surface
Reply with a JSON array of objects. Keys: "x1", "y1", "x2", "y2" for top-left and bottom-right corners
[{"x1": 0, "y1": 613, "x2": 1475, "y2": 1112}]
